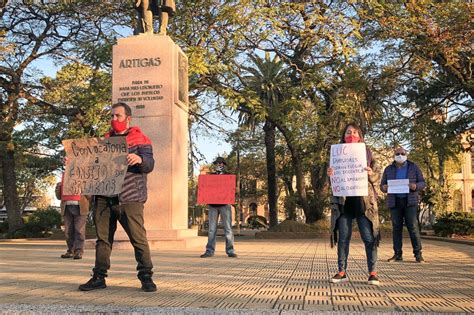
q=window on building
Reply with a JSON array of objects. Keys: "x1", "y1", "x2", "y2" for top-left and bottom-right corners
[
  {"x1": 471, "y1": 148, "x2": 474, "y2": 174},
  {"x1": 249, "y1": 203, "x2": 257, "y2": 216},
  {"x1": 471, "y1": 189, "x2": 474, "y2": 210},
  {"x1": 453, "y1": 190, "x2": 463, "y2": 212}
]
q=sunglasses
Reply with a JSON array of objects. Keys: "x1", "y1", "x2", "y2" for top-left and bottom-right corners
[{"x1": 395, "y1": 153, "x2": 406, "y2": 156}]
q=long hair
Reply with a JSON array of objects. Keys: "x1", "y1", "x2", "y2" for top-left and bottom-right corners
[{"x1": 340, "y1": 123, "x2": 364, "y2": 143}]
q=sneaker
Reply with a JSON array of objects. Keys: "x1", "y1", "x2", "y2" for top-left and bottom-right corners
[
  {"x1": 73, "y1": 252, "x2": 82, "y2": 260},
  {"x1": 200, "y1": 252, "x2": 213, "y2": 258},
  {"x1": 78, "y1": 276, "x2": 106, "y2": 291},
  {"x1": 228, "y1": 253, "x2": 238, "y2": 258},
  {"x1": 330, "y1": 272, "x2": 348, "y2": 283},
  {"x1": 415, "y1": 255, "x2": 425, "y2": 263},
  {"x1": 368, "y1": 273, "x2": 380, "y2": 286},
  {"x1": 60, "y1": 251, "x2": 73, "y2": 259},
  {"x1": 387, "y1": 255, "x2": 403, "y2": 262},
  {"x1": 140, "y1": 277, "x2": 157, "y2": 292}
]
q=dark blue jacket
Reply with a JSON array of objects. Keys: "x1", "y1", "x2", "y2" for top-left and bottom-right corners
[
  {"x1": 380, "y1": 160, "x2": 425, "y2": 208},
  {"x1": 107, "y1": 127, "x2": 154, "y2": 203}
]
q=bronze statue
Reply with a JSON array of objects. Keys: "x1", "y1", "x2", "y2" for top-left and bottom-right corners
[{"x1": 134, "y1": 0, "x2": 176, "y2": 35}]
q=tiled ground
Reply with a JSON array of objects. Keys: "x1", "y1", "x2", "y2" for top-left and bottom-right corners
[{"x1": 0, "y1": 238, "x2": 473, "y2": 313}]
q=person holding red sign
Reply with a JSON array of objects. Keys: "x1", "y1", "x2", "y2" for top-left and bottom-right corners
[
  {"x1": 327, "y1": 123, "x2": 381, "y2": 286},
  {"x1": 200, "y1": 157, "x2": 238, "y2": 258}
]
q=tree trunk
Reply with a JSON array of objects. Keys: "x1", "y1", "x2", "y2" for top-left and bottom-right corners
[
  {"x1": 264, "y1": 119, "x2": 278, "y2": 228},
  {"x1": 438, "y1": 151, "x2": 449, "y2": 212},
  {"x1": 282, "y1": 176, "x2": 296, "y2": 220},
  {"x1": 0, "y1": 139, "x2": 22, "y2": 233},
  {"x1": 309, "y1": 163, "x2": 330, "y2": 222},
  {"x1": 274, "y1": 121, "x2": 311, "y2": 221}
]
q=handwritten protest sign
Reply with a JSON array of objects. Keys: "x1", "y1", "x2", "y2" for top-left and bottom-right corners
[
  {"x1": 62, "y1": 137, "x2": 128, "y2": 195},
  {"x1": 330, "y1": 143, "x2": 368, "y2": 197},
  {"x1": 197, "y1": 175, "x2": 236, "y2": 204}
]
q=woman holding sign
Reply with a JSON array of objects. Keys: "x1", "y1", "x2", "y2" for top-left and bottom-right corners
[{"x1": 327, "y1": 123, "x2": 381, "y2": 286}]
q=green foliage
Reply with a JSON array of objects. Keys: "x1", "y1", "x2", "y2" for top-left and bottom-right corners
[
  {"x1": 246, "y1": 215, "x2": 268, "y2": 229},
  {"x1": 40, "y1": 62, "x2": 111, "y2": 139},
  {"x1": 269, "y1": 220, "x2": 318, "y2": 233},
  {"x1": 433, "y1": 212, "x2": 474, "y2": 237},
  {"x1": 0, "y1": 221, "x2": 8, "y2": 234},
  {"x1": 9, "y1": 207, "x2": 62, "y2": 239},
  {"x1": 284, "y1": 194, "x2": 298, "y2": 221}
]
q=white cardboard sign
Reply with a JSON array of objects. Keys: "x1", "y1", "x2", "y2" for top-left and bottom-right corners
[
  {"x1": 330, "y1": 143, "x2": 368, "y2": 197},
  {"x1": 62, "y1": 137, "x2": 128, "y2": 196}
]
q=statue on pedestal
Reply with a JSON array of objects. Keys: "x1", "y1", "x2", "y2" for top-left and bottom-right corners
[{"x1": 134, "y1": 0, "x2": 176, "y2": 35}]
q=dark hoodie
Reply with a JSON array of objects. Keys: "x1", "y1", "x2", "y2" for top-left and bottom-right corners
[{"x1": 105, "y1": 127, "x2": 154, "y2": 203}]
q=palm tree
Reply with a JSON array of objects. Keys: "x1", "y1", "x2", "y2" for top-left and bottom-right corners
[{"x1": 237, "y1": 52, "x2": 288, "y2": 228}]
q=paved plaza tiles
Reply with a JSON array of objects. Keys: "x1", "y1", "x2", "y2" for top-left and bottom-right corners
[{"x1": 0, "y1": 238, "x2": 472, "y2": 314}]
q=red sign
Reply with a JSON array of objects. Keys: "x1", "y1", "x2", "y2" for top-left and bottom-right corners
[{"x1": 197, "y1": 174, "x2": 236, "y2": 204}]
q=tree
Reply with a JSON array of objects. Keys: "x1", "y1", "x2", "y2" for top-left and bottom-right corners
[
  {"x1": 1, "y1": 1, "x2": 128, "y2": 232},
  {"x1": 170, "y1": 0, "x2": 257, "y2": 171},
  {"x1": 242, "y1": 1, "x2": 370, "y2": 223},
  {"x1": 236, "y1": 53, "x2": 288, "y2": 228},
  {"x1": 358, "y1": 1, "x2": 473, "y2": 98}
]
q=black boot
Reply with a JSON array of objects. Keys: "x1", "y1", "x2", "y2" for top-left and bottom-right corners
[
  {"x1": 73, "y1": 250, "x2": 82, "y2": 260},
  {"x1": 61, "y1": 251, "x2": 73, "y2": 259},
  {"x1": 415, "y1": 253, "x2": 425, "y2": 263},
  {"x1": 387, "y1": 254, "x2": 403, "y2": 262},
  {"x1": 78, "y1": 275, "x2": 106, "y2": 291},
  {"x1": 140, "y1": 276, "x2": 157, "y2": 292}
]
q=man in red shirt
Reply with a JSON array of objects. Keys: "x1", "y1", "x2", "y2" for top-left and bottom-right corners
[{"x1": 55, "y1": 173, "x2": 90, "y2": 260}]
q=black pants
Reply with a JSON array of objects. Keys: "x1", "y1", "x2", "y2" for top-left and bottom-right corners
[
  {"x1": 390, "y1": 197, "x2": 422, "y2": 257},
  {"x1": 93, "y1": 197, "x2": 153, "y2": 279},
  {"x1": 64, "y1": 205, "x2": 87, "y2": 254}
]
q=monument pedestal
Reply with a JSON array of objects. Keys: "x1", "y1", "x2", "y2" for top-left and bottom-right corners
[{"x1": 105, "y1": 34, "x2": 204, "y2": 250}]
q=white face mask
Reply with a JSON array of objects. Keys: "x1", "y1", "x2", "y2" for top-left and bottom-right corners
[
  {"x1": 394, "y1": 155, "x2": 407, "y2": 164},
  {"x1": 215, "y1": 165, "x2": 224, "y2": 173}
]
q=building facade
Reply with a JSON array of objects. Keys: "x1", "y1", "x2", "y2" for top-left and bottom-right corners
[{"x1": 449, "y1": 131, "x2": 474, "y2": 213}]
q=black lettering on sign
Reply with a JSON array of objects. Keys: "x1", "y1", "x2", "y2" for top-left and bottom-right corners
[
  {"x1": 119, "y1": 57, "x2": 161, "y2": 68},
  {"x1": 62, "y1": 137, "x2": 128, "y2": 196}
]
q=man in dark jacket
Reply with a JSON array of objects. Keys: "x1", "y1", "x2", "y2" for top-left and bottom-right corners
[
  {"x1": 381, "y1": 147, "x2": 426, "y2": 263},
  {"x1": 200, "y1": 157, "x2": 237, "y2": 258},
  {"x1": 79, "y1": 102, "x2": 157, "y2": 292}
]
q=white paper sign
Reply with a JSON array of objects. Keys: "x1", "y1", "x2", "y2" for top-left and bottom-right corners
[
  {"x1": 387, "y1": 179, "x2": 409, "y2": 194},
  {"x1": 330, "y1": 143, "x2": 368, "y2": 197}
]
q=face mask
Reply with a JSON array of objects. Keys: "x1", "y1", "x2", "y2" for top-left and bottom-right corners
[
  {"x1": 215, "y1": 165, "x2": 224, "y2": 173},
  {"x1": 111, "y1": 119, "x2": 128, "y2": 133},
  {"x1": 344, "y1": 135, "x2": 360, "y2": 143},
  {"x1": 394, "y1": 155, "x2": 407, "y2": 164}
]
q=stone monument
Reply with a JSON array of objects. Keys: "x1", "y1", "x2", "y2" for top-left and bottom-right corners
[{"x1": 109, "y1": 1, "x2": 202, "y2": 249}]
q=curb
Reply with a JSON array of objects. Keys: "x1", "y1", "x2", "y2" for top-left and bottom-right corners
[{"x1": 421, "y1": 235, "x2": 474, "y2": 246}]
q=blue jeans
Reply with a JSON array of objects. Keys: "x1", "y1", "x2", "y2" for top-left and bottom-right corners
[
  {"x1": 205, "y1": 205, "x2": 235, "y2": 256},
  {"x1": 337, "y1": 213, "x2": 377, "y2": 273},
  {"x1": 390, "y1": 198, "x2": 422, "y2": 257}
]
